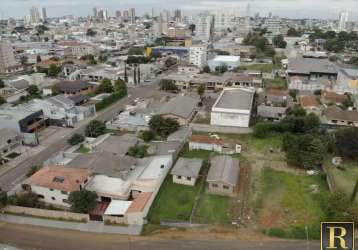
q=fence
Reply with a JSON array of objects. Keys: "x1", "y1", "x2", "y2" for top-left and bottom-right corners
[
  {"x1": 160, "y1": 219, "x2": 208, "y2": 228},
  {"x1": 190, "y1": 123, "x2": 252, "y2": 134},
  {"x1": 3, "y1": 205, "x2": 89, "y2": 222}
]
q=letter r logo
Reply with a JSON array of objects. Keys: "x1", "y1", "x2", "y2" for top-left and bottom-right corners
[{"x1": 321, "y1": 222, "x2": 354, "y2": 250}]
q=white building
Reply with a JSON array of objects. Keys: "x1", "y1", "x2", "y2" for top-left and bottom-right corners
[
  {"x1": 189, "y1": 44, "x2": 207, "y2": 69},
  {"x1": 23, "y1": 166, "x2": 92, "y2": 208},
  {"x1": 0, "y1": 41, "x2": 17, "y2": 73},
  {"x1": 188, "y1": 135, "x2": 223, "y2": 153},
  {"x1": 171, "y1": 157, "x2": 203, "y2": 186},
  {"x1": 338, "y1": 10, "x2": 349, "y2": 32},
  {"x1": 195, "y1": 13, "x2": 214, "y2": 41},
  {"x1": 30, "y1": 6, "x2": 41, "y2": 24},
  {"x1": 208, "y1": 56, "x2": 240, "y2": 72},
  {"x1": 211, "y1": 88, "x2": 254, "y2": 128}
]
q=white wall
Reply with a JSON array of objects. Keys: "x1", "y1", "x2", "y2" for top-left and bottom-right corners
[
  {"x1": 189, "y1": 141, "x2": 222, "y2": 153},
  {"x1": 211, "y1": 111, "x2": 250, "y2": 128},
  {"x1": 31, "y1": 185, "x2": 70, "y2": 207},
  {"x1": 172, "y1": 175, "x2": 196, "y2": 186}
]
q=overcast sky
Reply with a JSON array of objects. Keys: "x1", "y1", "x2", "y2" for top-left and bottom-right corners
[{"x1": 0, "y1": 0, "x2": 357, "y2": 20}]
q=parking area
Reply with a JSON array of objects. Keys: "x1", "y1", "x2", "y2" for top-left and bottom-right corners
[{"x1": 38, "y1": 126, "x2": 72, "y2": 147}]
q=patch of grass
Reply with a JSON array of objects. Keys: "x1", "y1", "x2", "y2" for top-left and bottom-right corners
[
  {"x1": 325, "y1": 159, "x2": 358, "y2": 202},
  {"x1": 5, "y1": 211, "x2": 87, "y2": 223},
  {"x1": 194, "y1": 193, "x2": 231, "y2": 224},
  {"x1": 141, "y1": 224, "x2": 169, "y2": 236},
  {"x1": 147, "y1": 176, "x2": 201, "y2": 223},
  {"x1": 257, "y1": 167, "x2": 330, "y2": 229},
  {"x1": 180, "y1": 146, "x2": 213, "y2": 161},
  {"x1": 265, "y1": 77, "x2": 288, "y2": 90},
  {"x1": 193, "y1": 113, "x2": 211, "y2": 124},
  {"x1": 75, "y1": 145, "x2": 91, "y2": 154}
]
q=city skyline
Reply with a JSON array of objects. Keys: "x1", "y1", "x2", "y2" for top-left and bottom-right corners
[{"x1": 0, "y1": 0, "x2": 358, "y2": 20}]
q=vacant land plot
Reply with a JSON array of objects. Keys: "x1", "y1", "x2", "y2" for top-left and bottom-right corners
[
  {"x1": 194, "y1": 193, "x2": 231, "y2": 224},
  {"x1": 255, "y1": 167, "x2": 330, "y2": 238},
  {"x1": 325, "y1": 159, "x2": 358, "y2": 202},
  {"x1": 148, "y1": 176, "x2": 201, "y2": 222}
]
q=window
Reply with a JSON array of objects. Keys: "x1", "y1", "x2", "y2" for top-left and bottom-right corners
[
  {"x1": 61, "y1": 190, "x2": 68, "y2": 195},
  {"x1": 160, "y1": 164, "x2": 165, "y2": 169},
  {"x1": 51, "y1": 197, "x2": 56, "y2": 200},
  {"x1": 37, "y1": 194, "x2": 45, "y2": 199},
  {"x1": 212, "y1": 183, "x2": 218, "y2": 188},
  {"x1": 223, "y1": 185, "x2": 230, "y2": 190},
  {"x1": 177, "y1": 176, "x2": 182, "y2": 179},
  {"x1": 186, "y1": 177, "x2": 192, "y2": 181},
  {"x1": 62, "y1": 199, "x2": 70, "y2": 204},
  {"x1": 49, "y1": 188, "x2": 54, "y2": 191}
]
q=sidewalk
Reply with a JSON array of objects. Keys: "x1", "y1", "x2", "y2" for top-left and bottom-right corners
[{"x1": 0, "y1": 214, "x2": 142, "y2": 235}]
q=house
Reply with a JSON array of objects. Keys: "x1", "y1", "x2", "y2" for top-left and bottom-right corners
[
  {"x1": 227, "y1": 73, "x2": 263, "y2": 89},
  {"x1": 322, "y1": 91, "x2": 348, "y2": 105},
  {"x1": 336, "y1": 68, "x2": 358, "y2": 94},
  {"x1": 257, "y1": 105, "x2": 288, "y2": 121},
  {"x1": 206, "y1": 155, "x2": 240, "y2": 197},
  {"x1": 0, "y1": 107, "x2": 47, "y2": 145},
  {"x1": 56, "y1": 80, "x2": 96, "y2": 96},
  {"x1": 321, "y1": 106, "x2": 358, "y2": 127},
  {"x1": 265, "y1": 88, "x2": 293, "y2": 106},
  {"x1": 210, "y1": 88, "x2": 255, "y2": 128},
  {"x1": 189, "y1": 134, "x2": 223, "y2": 153},
  {"x1": 0, "y1": 128, "x2": 23, "y2": 161},
  {"x1": 158, "y1": 95, "x2": 198, "y2": 125},
  {"x1": 287, "y1": 58, "x2": 338, "y2": 80},
  {"x1": 208, "y1": 56, "x2": 240, "y2": 71},
  {"x1": 170, "y1": 157, "x2": 203, "y2": 186},
  {"x1": 299, "y1": 95, "x2": 321, "y2": 113},
  {"x1": 22, "y1": 166, "x2": 92, "y2": 207}
]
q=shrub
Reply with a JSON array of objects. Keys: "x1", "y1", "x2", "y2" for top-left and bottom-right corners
[
  {"x1": 68, "y1": 133, "x2": 85, "y2": 145},
  {"x1": 265, "y1": 227, "x2": 287, "y2": 238},
  {"x1": 140, "y1": 130, "x2": 154, "y2": 142}
]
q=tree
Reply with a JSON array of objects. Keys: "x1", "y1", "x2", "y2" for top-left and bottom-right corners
[
  {"x1": 325, "y1": 192, "x2": 358, "y2": 224},
  {"x1": 68, "y1": 190, "x2": 98, "y2": 213},
  {"x1": 26, "y1": 165, "x2": 40, "y2": 177},
  {"x1": 48, "y1": 64, "x2": 61, "y2": 77},
  {"x1": 36, "y1": 25, "x2": 49, "y2": 35},
  {"x1": 289, "y1": 89, "x2": 299, "y2": 100},
  {"x1": 86, "y1": 28, "x2": 97, "y2": 37},
  {"x1": 0, "y1": 79, "x2": 4, "y2": 89},
  {"x1": 36, "y1": 55, "x2": 42, "y2": 63},
  {"x1": 334, "y1": 128, "x2": 358, "y2": 160},
  {"x1": 189, "y1": 24, "x2": 196, "y2": 34},
  {"x1": 253, "y1": 122, "x2": 273, "y2": 138},
  {"x1": 85, "y1": 120, "x2": 106, "y2": 138},
  {"x1": 0, "y1": 96, "x2": 6, "y2": 105},
  {"x1": 68, "y1": 133, "x2": 85, "y2": 145},
  {"x1": 140, "y1": 130, "x2": 154, "y2": 142},
  {"x1": 20, "y1": 55, "x2": 28, "y2": 65},
  {"x1": 0, "y1": 190, "x2": 7, "y2": 208},
  {"x1": 159, "y1": 79, "x2": 178, "y2": 92},
  {"x1": 128, "y1": 47, "x2": 144, "y2": 55},
  {"x1": 197, "y1": 84, "x2": 205, "y2": 100},
  {"x1": 127, "y1": 145, "x2": 148, "y2": 158},
  {"x1": 203, "y1": 65, "x2": 211, "y2": 73},
  {"x1": 215, "y1": 63, "x2": 228, "y2": 74},
  {"x1": 98, "y1": 55, "x2": 108, "y2": 63},
  {"x1": 287, "y1": 27, "x2": 300, "y2": 37},
  {"x1": 50, "y1": 84, "x2": 61, "y2": 96},
  {"x1": 351, "y1": 179, "x2": 358, "y2": 203},
  {"x1": 96, "y1": 78, "x2": 113, "y2": 94},
  {"x1": 114, "y1": 79, "x2": 127, "y2": 96},
  {"x1": 272, "y1": 35, "x2": 287, "y2": 49},
  {"x1": 27, "y1": 85, "x2": 40, "y2": 97},
  {"x1": 149, "y1": 115, "x2": 180, "y2": 138}
]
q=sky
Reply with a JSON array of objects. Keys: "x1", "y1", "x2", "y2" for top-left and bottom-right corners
[{"x1": 0, "y1": 0, "x2": 357, "y2": 20}]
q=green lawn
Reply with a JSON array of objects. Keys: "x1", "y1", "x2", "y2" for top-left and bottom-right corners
[
  {"x1": 180, "y1": 147, "x2": 213, "y2": 161},
  {"x1": 265, "y1": 77, "x2": 288, "y2": 90},
  {"x1": 75, "y1": 145, "x2": 91, "y2": 154},
  {"x1": 147, "y1": 176, "x2": 201, "y2": 222},
  {"x1": 257, "y1": 167, "x2": 330, "y2": 229},
  {"x1": 325, "y1": 159, "x2": 358, "y2": 202},
  {"x1": 194, "y1": 193, "x2": 231, "y2": 224}
]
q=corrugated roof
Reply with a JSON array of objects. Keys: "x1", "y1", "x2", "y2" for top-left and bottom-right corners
[
  {"x1": 207, "y1": 155, "x2": 239, "y2": 186},
  {"x1": 171, "y1": 157, "x2": 203, "y2": 178}
]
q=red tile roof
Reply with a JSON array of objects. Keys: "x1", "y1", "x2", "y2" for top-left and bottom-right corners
[
  {"x1": 126, "y1": 192, "x2": 153, "y2": 213},
  {"x1": 299, "y1": 96, "x2": 320, "y2": 108}
]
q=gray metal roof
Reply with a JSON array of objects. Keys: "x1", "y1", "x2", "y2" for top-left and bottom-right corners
[
  {"x1": 66, "y1": 152, "x2": 137, "y2": 178},
  {"x1": 257, "y1": 105, "x2": 288, "y2": 119},
  {"x1": 171, "y1": 157, "x2": 203, "y2": 178},
  {"x1": 287, "y1": 58, "x2": 338, "y2": 75},
  {"x1": 213, "y1": 88, "x2": 254, "y2": 110},
  {"x1": 0, "y1": 128, "x2": 20, "y2": 145},
  {"x1": 94, "y1": 134, "x2": 138, "y2": 157},
  {"x1": 8, "y1": 79, "x2": 29, "y2": 90},
  {"x1": 207, "y1": 155, "x2": 239, "y2": 186},
  {"x1": 158, "y1": 95, "x2": 198, "y2": 119}
]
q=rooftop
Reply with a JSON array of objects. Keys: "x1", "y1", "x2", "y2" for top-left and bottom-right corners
[
  {"x1": 93, "y1": 134, "x2": 138, "y2": 157},
  {"x1": 104, "y1": 200, "x2": 133, "y2": 216},
  {"x1": 207, "y1": 155, "x2": 239, "y2": 186},
  {"x1": 287, "y1": 58, "x2": 337, "y2": 75},
  {"x1": 158, "y1": 95, "x2": 198, "y2": 119},
  {"x1": 213, "y1": 88, "x2": 254, "y2": 111},
  {"x1": 323, "y1": 106, "x2": 358, "y2": 122},
  {"x1": 299, "y1": 96, "x2": 320, "y2": 108},
  {"x1": 211, "y1": 56, "x2": 240, "y2": 62},
  {"x1": 171, "y1": 157, "x2": 203, "y2": 178},
  {"x1": 86, "y1": 175, "x2": 131, "y2": 200},
  {"x1": 23, "y1": 166, "x2": 92, "y2": 192},
  {"x1": 126, "y1": 192, "x2": 153, "y2": 213}
]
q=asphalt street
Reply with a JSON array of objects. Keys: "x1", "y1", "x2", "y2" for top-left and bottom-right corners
[
  {"x1": 0, "y1": 222, "x2": 323, "y2": 250},
  {"x1": 0, "y1": 85, "x2": 162, "y2": 191}
]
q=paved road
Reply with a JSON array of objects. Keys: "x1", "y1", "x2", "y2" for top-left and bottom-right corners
[
  {"x1": 0, "y1": 85, "x2": 163, "y2": 192},
  {"x1": 0, "y1": 222, "x2": 322, "y2": 250}
]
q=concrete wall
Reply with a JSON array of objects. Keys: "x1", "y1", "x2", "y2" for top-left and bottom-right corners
[
  {"x1": 190, "y1": 123, "x2": 252, "y2": 134},
  {"x1": 3, "y1": 205, "x2": 89, "y2": 222},
  {"x1": 211, "y1": 111, "x2": 250, "y2": 128},
  {"x1": 207, "y1": 182, "x2": 235, "y2": 197},
  {"x1": 189, "y1": 141, "x2": 222, "y2": 153},
  {"x1": 103, "y1": 215, "x2": 126, "y2": 225},
  {"x1": 172, "y1": 175, "x2": 196, "y2": 186}
]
